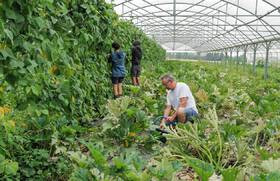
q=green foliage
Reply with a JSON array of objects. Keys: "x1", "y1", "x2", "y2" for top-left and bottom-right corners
[
  {"x1": 0, "y1": 0, "x2": 165, "y2": 180},
  {"x1": 221, "y1": 167, "x2": 239, "y2": 181},
  {"x1": 0, "y1": 154, "x2": 19, "y2": 178},
  {"x1": 185, "y1": 156, "x2": 214, "y2": 181},
  {"x1": 251, "y1": 171, "x2": 280, "y2": 181},
  {"x1": 144, "y1": 61, "x2": 279, "y2": 179}
]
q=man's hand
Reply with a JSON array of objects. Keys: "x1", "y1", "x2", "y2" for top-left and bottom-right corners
[
  {"x1": 165, "y1": 116, "x2": 175, "y2": 122},
  {"x1": 160, "y1": 119, "x2": 166, "y2": 129}
]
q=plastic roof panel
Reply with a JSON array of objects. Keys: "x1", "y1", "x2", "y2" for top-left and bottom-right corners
[{"x1": 108, "y1": 0, "x2": 280, "y2": 52}]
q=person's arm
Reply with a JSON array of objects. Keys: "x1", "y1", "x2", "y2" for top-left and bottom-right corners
[
  {"x1": 160, "y1": 105, "x2": 172, "y2": 129},
  {"x1": 107, "y1": 53, "x2": 112, "y2": 63},
  {"x1": 166, "y1": 97, "x2": 187, "y2": 122}
]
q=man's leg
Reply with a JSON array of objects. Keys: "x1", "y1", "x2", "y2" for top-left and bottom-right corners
[
  {"x1": 118, "y1": 83, "x2": 123, "y2": 96},
  {"x1": 136, "y1": 65, "x2": 140, "y2": 86},
  {"x1": 184, "y1": 108, "x2": 198, "y2": 123},
  {"x1": 136, "y1": 77, "x2": 140, "y2": 86},
  {"x1": 177, "y1": 107, "x2": 186, "y2": 123},
  {"x1": 112, "y1": 77, "x2": 118, "y2": 98},
  {"x1": 132, "y1": 77, "x2": 137, "y2": 85},
  {"x1": 113, "y1": 84, "x2": 118, "y2": 98}
]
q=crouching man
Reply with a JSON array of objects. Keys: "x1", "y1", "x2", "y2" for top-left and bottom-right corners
[{"x1": 160, "y1": 74, "x2": 198, "y2": 129}]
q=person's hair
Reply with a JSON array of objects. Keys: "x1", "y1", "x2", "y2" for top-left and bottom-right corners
[
  {"x1": 160, "y1": 74, "x2": 175, "y2": 82},
  {"x1": 112, "y1": 42, "x2": 120, "y2": 50},
  {"x1": 133, "y1": 40, "x2": 140, "y2": 46}
]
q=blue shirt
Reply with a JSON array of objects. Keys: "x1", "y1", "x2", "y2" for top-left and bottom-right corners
[{"x1": 110, "y1": 51, "x2": 126, "y2": 77}]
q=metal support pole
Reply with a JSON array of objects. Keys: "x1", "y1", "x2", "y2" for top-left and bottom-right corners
[
  {"x1": 264, "y1": 42, "x2": 271, "y2": 80},
  {"x1": 243, "y1": 45, "x2": 248, "y2": 71},
  {"x1": 225, "y1": 50, "x2": 228, "y2": 66},
  {"x1": 252, "y1": 44, "x2": 258, "y2": 74},
  {"x1": 172, "y1": 0, "x2": 176, "y2": 51},
  {"x1": 277, "y1": 52, "x2": 280, "y2": 68},
  {"x1": 230, "y1": 49, "x2": 233, "y2": 68},
  {"x1": 236, "y1": 48, "x2": 239, "y2": 70},
  {"x1": 122, "y1": 4, "x2": 124, "y2": 14}
]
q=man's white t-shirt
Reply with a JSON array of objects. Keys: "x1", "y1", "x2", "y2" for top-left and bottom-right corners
[{"x1": 166, "y1": 82, "x2": 198, "y2": 113}]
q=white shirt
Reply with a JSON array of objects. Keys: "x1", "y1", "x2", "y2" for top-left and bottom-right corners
[{"x1": 166, "y1": 82, "x2": 198, "y2": 113}]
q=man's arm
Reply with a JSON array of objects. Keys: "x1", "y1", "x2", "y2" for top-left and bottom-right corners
[
  {"x1": 168, "y1": 97, "x2": 187, "y2": 121},
  {"x1": 160, "y1": 105, "x2": 172, "y2": 128}
]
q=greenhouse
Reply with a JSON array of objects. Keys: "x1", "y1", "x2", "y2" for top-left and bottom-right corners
[{"x1": 0, "y1": 0, "x2": 279, "y2": 180}]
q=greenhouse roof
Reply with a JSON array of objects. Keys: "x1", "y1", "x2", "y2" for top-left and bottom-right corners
[{"x1": 108, "y1": 0, "x2": 280, "y2": 52}]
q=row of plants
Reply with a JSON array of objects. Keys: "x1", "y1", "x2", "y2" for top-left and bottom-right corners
[
  {"x1": 1, "y1": 0, "x2": 279, "y2": 180},
  {"x1": 69, "y1": 49, "x2": 280, "y2": 180},
  {"x1": 141, "y1": 61, "x2": 280, "y2": 180},
  {"x1": 60, "y1": 61, "x2": 279, "y2": 180},
  {"x1": 0, "y1": 0, "x2": 165, "y2": 180}
]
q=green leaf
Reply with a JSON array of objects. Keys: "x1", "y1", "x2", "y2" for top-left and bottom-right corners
[
  {"x1": 41, "y1": 109, "x2": 49, "y2": 115},
  {"x1": 31, "y1": 85, "x2": 41, "y2": 96},
  {"x1": 34, "y1": 17, "x2": 46, "y2": 29},
  {"x1": 221, "y1": 168, "x2": 239, "y2": 181},
  {"x1": 114, "y1": 158, "x2": 127, "y2": 170},
  {"x1": 5, "y1": 161, "x2": 19, "y2": 176},
  {"x1": 252, "y1": 171, "x2": 280, "y2": 181},
  {"x1": 0, "y1": 154, "x2": 4, "y2": 162},
  {"x1": 0, "y1": 20, "x2": 4, "y2": 33},
  {"x1": 4, "y1": 29, "x2": 13, "y2": 44},
  {"x1": 69, "y1": 168, "x2": 92, "y2": 181},
  {"x1": 86, "y1": 143, "x2": 107, "y2": 168},
  {"x1": 0, "y1": 48, "x2": 15, "y2": 59},
  {"x1": 10, "y1": 59, "x2": 24, "y2": 69},
  {"x1": 185, "y1": 157, "x2": 214, "y2": 181},
  {"x1": 58, "y1": 94, "x2": 69, "y2": 106},
  {"x1": 5, "y1": 8, "x2": 17, "y2": 20}
]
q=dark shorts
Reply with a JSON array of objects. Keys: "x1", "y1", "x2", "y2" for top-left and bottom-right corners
[
  {"x1": 166, "y1": 108, "x2": 198, "y2": 126},
  {"x1": 131, "y1": 64, "x2": 141, "y2": 77},
  {"x1": 111, "y1": 77, "x2": 124, "y2": 84}
]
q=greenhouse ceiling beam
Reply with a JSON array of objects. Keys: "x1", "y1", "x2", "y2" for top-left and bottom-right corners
[
  {"x1": 123, "y1": 2, "x2": 174, "y2": 32},
  {"x1": 114, "y1": 0, "x2": 134, "y2": 7},
  {"x1": 150, "y1": 25, "x2": 233, "y2": 49},
  {"x1": 136, "y1": 6, "x2": 251, "y2": 47},
  {"x1": 154, "y1": 36, "x2": 246, "y2": 43},
  {"x1": 142, "y1": 0, "x2": 172, "y2": 16},
  {"x1": 152, "y1": 36, "x2": 252, "y2": 42},
  {"x1": 146, "y1": 30, "x2": 274, "y2": 35},
  {"x1": 115, "y1": 0, "x2": 279, "y2": 51},
  {"x1": 175, "y1": 0, "x2": 207, "y2": 17},
  {"x1": 172, "y1": 0, "x2": 176, "y2": 50},
  {"x1": 166, "y1": 3, "x2": 261, "y2": 42},
  {"x1": 137, "y1": 24, "x2": 280, "y2": 27},
  {"x1": 118, "y1": 1, "x2": 272, "y2": 48},
  {"x1": 221, "y1": 0, "x2": 280, "y2": 37},
  {"x1": 121, "y1": 15, "x2": 280, "y2": 18},
  {"x1": 160, "y1": 41, "x2": 218, "y2": 51},
  {"x1": 142, "y1": 10, "x2": 252, "y2": 48},
  {"x1": 194, "y1": 2, "x2": 280, "y2": 50},
  {"x1": 124, "y1": 1, "x2": 171, "y2": 25},
  {"x1": 155, "y1": 38, "x2": 239, "y2": 45},
  {"x1": 155, "y1": 35, "x2": 227, "y2": 50},
  {"x1": 123, "y1": 2, "x2": 172, "y2": 26},
  {"x1": 158, "y1": 40, "x2": 216, "y2": 50},
  {"x1": 262, "y1": 0, "x2": 280, "y2": 10},
  {"x1": 131, "y1": 2, "x2": 262, "y2": 46},
  {"x1": 204, "y1": 36, "x2": 280, "y2": 52}
]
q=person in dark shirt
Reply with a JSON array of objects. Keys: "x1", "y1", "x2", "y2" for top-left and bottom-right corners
[
  {"x1": 108, "y1": 42, "x2": 126, "y2": 99},
  {"x1": 131, "y1": 40, "x2": 142, "y2": 86}
]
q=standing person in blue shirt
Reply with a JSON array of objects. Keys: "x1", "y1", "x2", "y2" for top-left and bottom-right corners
[
  {"x1": 131, "y1": 40, "x2": 142, "y2": 86},
  {"x1": 159, "y1": 74, "x2": 199, "y2": 129},
  {"x1": 108, "y1": 42, "x2": 126, "y2": 99}
]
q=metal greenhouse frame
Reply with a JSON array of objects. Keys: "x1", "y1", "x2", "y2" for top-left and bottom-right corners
[{"x1": 108, "y1": 0, "x2": 280, "y2": 79}]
